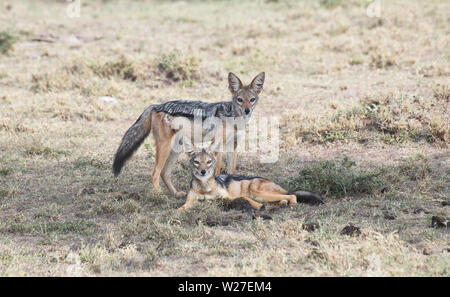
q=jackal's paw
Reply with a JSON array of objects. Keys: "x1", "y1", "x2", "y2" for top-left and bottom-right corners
[
  {"x1": 279, "y1": 200, "x2": 288, "y2": 207},
  {"x1": 174, "y1": 191, "x2": 187, "y2": 199}
]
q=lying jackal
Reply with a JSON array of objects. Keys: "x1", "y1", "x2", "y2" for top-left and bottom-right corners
[
  {"x1": 178, "y1": 141, "x2": 324, "y2": 212},
  {"x1": 113, "y1": 72, "x2": 265, "y2": 198}
]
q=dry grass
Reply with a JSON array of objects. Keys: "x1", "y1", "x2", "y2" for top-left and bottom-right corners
[
  {"x1": 282, "y1": 87, "x2": 449, "y2": 145},
  {"x1": 0, "y1": 0, "x2": 448, "y2": 276}
]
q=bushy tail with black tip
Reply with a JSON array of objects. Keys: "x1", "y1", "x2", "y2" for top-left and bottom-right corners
[
  {"x1": 112, "y1": 105, "x2": 154, "y2": 177},
  {"x1": 290, "y1": 190, "x2": 325, "y2": 205}
]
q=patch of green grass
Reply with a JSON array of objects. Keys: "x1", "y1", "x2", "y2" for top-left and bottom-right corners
[
  {"x1": 97, "y1": 201, "x2": 117, "y2": 216},
  {"x1": 180, "y1": 79, "x2": 195, "y2": 88},
  {"x1": 3, "y1": 223, "x2": 33, "y2": 235},
  {"x1": 156, "y1": 50, "x2": 201, "y2": 82},
  {"x1": 320, "y1": 0, "x2": 343, "y2": 9},
  {"x1": 37, "y1": 233, "x2": 57, "y2": 245},
  {"x1": 30, "y1": 60, "x2": 126, "y2": 97},
  {"x1": 0, "y1": 31, "x2": 16, "y2": 54},
  {"x1": 396, "y1": 154, "x2": 432, "y2": 181},
  {"x1": 289, "y1": 156, "x2": 388, "y2": 198},
  {"x1": 0, "y1": 167, "x2": 12, "y2": 176},
  {"x1": 0, "y1": 188, "x2": 16, "y2": 199},
  {"x1": 1, "y1": 220, "x2": 97, "y2": 236},
  {"x1": 33, "y1": 204, "x2": 60, "y2": 221},
  {"x1": 370, "y1": 53, "x2": 396, "y2": 69},
  {"x1": 142, "y1": 219, "x2": 177, "y2": 243},
  {"x1": 433, "y1": 84, "x2": 449, "y2": 102},
  {"x1": 24, "y1": 144, "x2": 71, "y2": 158},
  {"x1": 288, "y1": 154, "x2": 442, "y2": 199},
  {"x1": 349, "y1": 58, "x2": 363, "y2": 65},
  {"x1": 74, "y1": 156, "x2": 108, "y2": 169},
  {"x1": 89, "y1": 56, "x2": 138, "y2": 81},
  {"x1": 120, "y1": 200, "x2": 142, "y2": 214},
  {"x1": 33, "y1": 212, "x2": 56, "y2": 220},
  {"x1": 34, "y1": 220, "x2": 96, "y2": 235}
]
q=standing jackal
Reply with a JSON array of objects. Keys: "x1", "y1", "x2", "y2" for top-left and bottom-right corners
[
  {"x1": 177, "y1": 140, "x2": 324, "y2": 212},
  {"x1": 112, "y1": 72, "x2": 265, "y2": 197}
]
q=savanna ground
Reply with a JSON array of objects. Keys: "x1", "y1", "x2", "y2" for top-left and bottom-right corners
[{"x1": 0, "y1": 0, "x2": 449, "y2": 276}]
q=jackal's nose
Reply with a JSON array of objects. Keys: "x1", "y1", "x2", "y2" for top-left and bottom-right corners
[
  {"x1": 244, "y1": 108, "x2": 250, "y2": 115},
  {"x1": 201, "y1": 170, "x2": 206, "y2": 175}
]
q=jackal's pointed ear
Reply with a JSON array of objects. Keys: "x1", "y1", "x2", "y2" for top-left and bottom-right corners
[
  {"x1": 228, "y1": 72, "x2": 243, "y2": 94},
  {"x1": 183, "y1": 137, "x2": 196, "y2": 157},
  {"x1": 250, "y1": 72, "x2": 265, "y2": 94}
]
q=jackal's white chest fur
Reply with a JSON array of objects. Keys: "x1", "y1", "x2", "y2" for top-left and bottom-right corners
[{"x1": 193, "y1": 179, "x2": 229, "y2": 201}]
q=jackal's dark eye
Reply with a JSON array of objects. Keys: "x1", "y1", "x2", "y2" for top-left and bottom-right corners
[
  {"x1": 237, "y1": 97, "x2": 243, "y2": 103},
  {"x1": 206, "y1": 160, "x2": 212, "y2": 165},
  {"x1": 193, "y1": 160, "x2": 200, "y2": 166},
  {"x1": 250, "y1": 98, "x2": 256, "y2": 103}
]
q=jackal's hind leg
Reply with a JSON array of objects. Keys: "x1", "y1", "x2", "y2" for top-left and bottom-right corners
[
  {"x1": 251, "y1": 190, "x2": 297, "y2": 206},
  {"x1": 151, "y1": 136, "x2": 174, "y2": 192}
]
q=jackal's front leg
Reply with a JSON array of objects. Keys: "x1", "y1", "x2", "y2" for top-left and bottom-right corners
[{"x1": 177, "y1": 192, "x2": 199, "y2": 212}]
